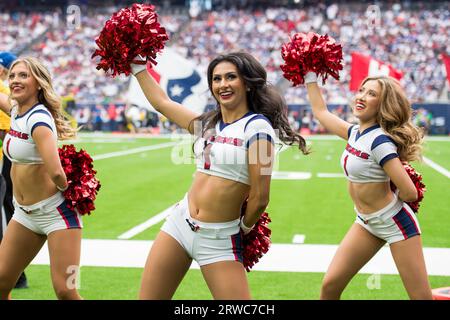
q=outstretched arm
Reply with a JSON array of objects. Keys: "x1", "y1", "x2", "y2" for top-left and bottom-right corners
[
  {"x1": 133, "y1": 65, "x2": 199, "y2": 134},
  {"x1": 305, "y1": 73, "x2": 351, "y2": 140},
  {"x1": 0, "y1": 92, "x2": 12, "y2": 115}
]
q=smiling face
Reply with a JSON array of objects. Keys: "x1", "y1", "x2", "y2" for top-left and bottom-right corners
[
  {"x1": 211, "y1": 61, "x2": 248, "y2": 112},
  {"x1": 352, "y1": 79, "x2": 382, "y2": 125},
  {"x1": 8, "y1": 61, "x2": 40, "y2": 107}
]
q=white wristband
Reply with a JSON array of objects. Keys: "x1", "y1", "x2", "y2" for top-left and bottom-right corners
[
  {"x1": 131, "y1": 55, "x2": 147, "y2": 76},
  {"x1": 304, "y1": 71, "x2": 318, "y2": 84},
  {"x1": 240, "y1": 217, "x2": 254, "y2": 235},
  {"x1": 57, "y1": 184, "x2": 68, "y2": 192}
]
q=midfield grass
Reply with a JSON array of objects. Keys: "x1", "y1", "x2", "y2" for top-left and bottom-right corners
[
  {"x1": 12, "y1": 134, "x2": 450, "y2": 300},
  {"x1": 11, "y1": 266, "x2": 450, "y2": 300}
]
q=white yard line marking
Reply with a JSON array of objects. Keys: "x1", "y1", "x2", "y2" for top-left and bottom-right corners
[
  {"x1": 292, "y1": 234, "x2": 306, "y2": 244},
  {"x1": 117, "y1": 205, "x2": 176, "y2": 240},
  {"x1": 317, "y1": 173, "x2": 346, "y2": 178},
  {"x1": 272, "y1": 171, "x2": 312, "y2": 180},
  {"x1": 423, "y1": 136, "x2": 450, "y2": 142},
  {"x1": 92, "y1": 141, "x2": 180, "y2": 161},
  {"x1": 30, "y1": 239, "x2": 450, "y2": 276},
  {"x1": 76, "y1": 132, "x2": 188, "y2": 139},
  {"x1": 272, "y1": 172, "x2": 347, "y2": 180},
  {"x1": 65, "y1": 139, "x2": 134, "y2": 144},
  {"x1": 423, "y1": 156, "x2": 450, "y2": 178}
]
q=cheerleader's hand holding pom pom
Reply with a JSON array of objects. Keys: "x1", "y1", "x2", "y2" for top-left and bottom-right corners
[
  {"x1": 92, "y1": 3, "x2": 168, "y2": 77},
  {"x1": 280, "y1": 32, "x2": 343, "y2": 86},
  {"x1": 131, "y1": 54, "x2": 147, "y2": 76},
  {"x1": 242, "y1": 212, "x2": 272, "y2": 272},
  {"x1": 240, "y1": 201, "x2": 272, "y2": 272},
  {"x1": 240, "y1": 216, "x2": 255, "y2": 235},
  {"x1": 59, "y1": 145, "x2": 101, "y2": 216},
  {"x1": 304, "y1": 71, "x2": 319, "y2": 84},
  {"x1": 390, "y1": 163, "x2": 426, "y2": 213}
]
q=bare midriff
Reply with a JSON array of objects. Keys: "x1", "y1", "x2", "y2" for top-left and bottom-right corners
[
  {"x1": 348, "y1": 180, "x2": 394, "y2": 214},
  {"x1": 11, "y1": 163, "x2": 58, "y2": 205},
  {"x1": 187, "y1": 171, "x2": 250, "y2": 222}
]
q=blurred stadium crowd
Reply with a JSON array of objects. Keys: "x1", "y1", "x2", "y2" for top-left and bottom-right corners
[{"x1": 0, "y1": 1, "x2": 448, "y2": 133}]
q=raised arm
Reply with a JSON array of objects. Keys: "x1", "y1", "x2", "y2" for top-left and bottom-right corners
[
  {"x1": 305, "y1": 72, "x2": 351, "y2": 140},
  {"x1": 133, "y1": 63, "x2": 199, "y2": 134},
  {"x1": 0, "y1": 92, "x2": 12, "y2": 115}
]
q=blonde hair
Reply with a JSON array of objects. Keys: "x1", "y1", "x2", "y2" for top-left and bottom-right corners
[
  {"x1": 9, "y1": 57, "x2": 76, "y2": 140},
  {"x1": 361, "y1": 76, "x2": 423, "y2": 162}
]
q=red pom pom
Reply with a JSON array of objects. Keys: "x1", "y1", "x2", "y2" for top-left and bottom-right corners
[
  {"x1": 58, "y1": 144, "x2": 101, "y2": 215},
  {"x1": 280, "y1": 32, "x2": 343, "y2": 86},
  {"x1": 92, "y1": 3, "x2": 169, "y2": 77},
  {"x1": 242, "y1": 212, "x2": 272, "y2": 272},
  {"x1": 390, "y1": 163, "x2": 426, "y2": 213}
]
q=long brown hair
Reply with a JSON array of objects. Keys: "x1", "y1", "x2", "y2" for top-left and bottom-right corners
[
  {"x1": 191, "y1": 52, "x2": 309, "y2": 154},
  {"x1": 9, "y1": 57, "x2": 76, "y2": 140},
  {"x1": 361, "y1": 76, "x2": 423, "y2": 162}
]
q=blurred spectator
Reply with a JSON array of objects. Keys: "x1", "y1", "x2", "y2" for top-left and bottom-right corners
[
  {"x1": 125, "y1": 104, "x2": 141, "y2": 133},
  {"x1": 288, "y1": 111, "x2": 299, "y2": 132},
  {"x1": 413, "y1": 107, "x2": 433, "y2": 134},
  {"x1": 172, "y1": 4, "x2": 449, "y2": 104},
  {"x1": 107, "y1": 103, "x2": 118, "y2": 132},
  {"x1": 75, "y1": 106, "x2": 91, "y2": 130}
]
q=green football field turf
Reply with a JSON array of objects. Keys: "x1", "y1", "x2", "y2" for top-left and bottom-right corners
[
  {"x1": 11, "y1": 265, "x2": 450, "y2": 300},
  {"x1": 10, "y1": 133, "x2": 450, "y2": 300}
]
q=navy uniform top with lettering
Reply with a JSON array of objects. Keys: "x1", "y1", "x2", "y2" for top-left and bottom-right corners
[
  {"x1": 340, "y1": 124, "x2": 398, "y2": 183},
  {"x1": 195, "y1": 112, "x2": 276, "y2": 185},
  {"x1": 3, "y1": 103, "x2": 57, "y2": 164}
]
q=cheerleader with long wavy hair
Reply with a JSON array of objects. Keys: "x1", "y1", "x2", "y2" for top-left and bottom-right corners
[
  {"x1": 0, "y1": 57, "x2": 82, "y2": 300},
  {"x1": 304, "y1": 72, "x2": 432, "y2": 300},
  {"x1": 131, "y1": 52, "x2": 308, "y2": 299}
]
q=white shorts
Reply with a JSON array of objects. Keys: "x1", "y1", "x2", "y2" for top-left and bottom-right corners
[
  {"x1": 161, "y1": 194, "x2": 243, "y2": 267},
  {"x1": 12, "y1": 192, "x2": 83, "y2": 236},
  {"x1": 355, "y1": 193, "x2": 421, "y2": 245}
]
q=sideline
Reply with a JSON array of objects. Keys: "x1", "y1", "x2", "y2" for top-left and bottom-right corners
[{"x1": 30, "y1": 239, "x2": 450, "y2": 276}]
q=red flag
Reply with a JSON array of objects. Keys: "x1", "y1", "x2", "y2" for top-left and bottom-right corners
[
  {"x1": 349, "y1": 52, "x2": 403, "y2": 91},
  {"x1": 442, "y1": 54, "x2": 450, "y2": 86}
]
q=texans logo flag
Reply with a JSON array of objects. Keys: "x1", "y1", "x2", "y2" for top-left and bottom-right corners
[
  {"x1": 349, "y1": 52, "x2": 403, "y2": 91},
  {"x1": 127, "y1": 47, "x2": 208, "y2": 114}
]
